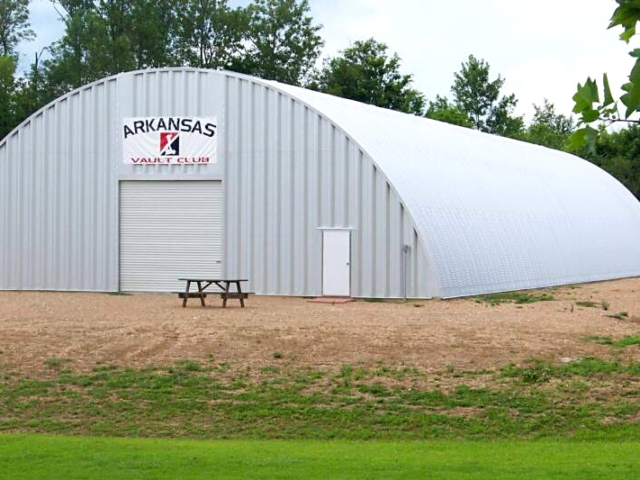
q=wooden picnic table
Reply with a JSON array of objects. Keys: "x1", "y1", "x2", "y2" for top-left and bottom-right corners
[{"x1": 178, "y1": 278, "x2": 249, "y2": 308}]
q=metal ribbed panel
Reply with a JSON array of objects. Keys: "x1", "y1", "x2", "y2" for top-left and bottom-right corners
[
  {"x1": 0, "y1": 78, "x2": 118, "y2": 291},
  {"x1": 222, "y1": 75, "x2": 416, "y2": 298},
  {"x1": 119, "y1": 181, "x2": 222, "y2": 292},
  {"x1": 273, "y1": 82, "x2": 640, "y2": 297}
]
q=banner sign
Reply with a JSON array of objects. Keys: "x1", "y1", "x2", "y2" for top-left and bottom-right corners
[{"x1": 122, "y1": 116, "x2": 217, "y2": 165}]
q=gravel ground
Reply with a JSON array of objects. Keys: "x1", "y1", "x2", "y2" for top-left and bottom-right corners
[{"x1": 1, "y1": 279, "x2": 640, "y2": 376}]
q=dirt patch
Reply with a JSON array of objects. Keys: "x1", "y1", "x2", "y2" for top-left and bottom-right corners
[{"x1": 1, "y1": 279, "x2": 640, "y2": 377}]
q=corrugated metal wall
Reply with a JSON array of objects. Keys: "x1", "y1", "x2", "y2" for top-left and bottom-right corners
[
  {"x1": 0, "y1": 68, "x2": 428, "y2": 297},
  {"x1": 223, "y1": 76, "x2": 426, "y2": 297},
  {"x1": 0, "y1": 78, "x2": 119, "y2": 291}
]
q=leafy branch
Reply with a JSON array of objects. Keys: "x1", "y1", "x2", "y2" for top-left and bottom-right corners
[{"x1": 569, "y1": 0, "x2": 640, "y2": 151}]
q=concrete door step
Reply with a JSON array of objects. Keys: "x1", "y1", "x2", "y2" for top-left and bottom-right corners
[{"x1": 307, "y1": 297, "x2": 355, "y2": 304}]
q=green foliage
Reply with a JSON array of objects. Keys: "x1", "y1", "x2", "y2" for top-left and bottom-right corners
[
  {"x1": 574, "y1": 299, "x2": 611, "y2": 311},
  {"x1": 233, "y1": 0, "x2": 323, "y2": 85},
  {"x1": 425, "y1": 95, "x2": 473, "y2": 127},
  {"x1": 43, "y1": 0, "x2": 323, "y2": 88},
  {"x1": 612, "y1": 334, "x2": 640, "y2": 347},
  {"x1": 570, "y1": 2, "x2": 640, "y2": 150},
  {"x1": 584, "y1": 335, "x2": 615, "y2": 345},
  {"x1": 452, "y1": 54, "x2": 500, "y2": 129},
  {"x1": 41, "y1": 0, "x2": 185, "y2": 95},
  {"x1": 474, "y1": 291, "x2": 555, "y2": 306},
  {"x1": 569, "y1": 75, "x2": 618, "y2": 152},
  {"x1": 43, "y1": 357, "x2": 68, "y2": 370},
  {"x1": 524, "y1": 99, "x2": 575, "y2": 150},
  {"x1": 576, "y1": 301, "x2": 599, "y2": 308},
  {"x1": 451, "y1": 55, "x2": 524, "y2": 138},
  {"x1": 0, "y1": 55, "x2": 19, "y2": 138},
  {"x1": 573, "y1": 77, "x2": 603, "y2": 118},
  {"x1": 312, "y1": 38, "x2": 425, "y2": 115},
  {"x1": 622, "y1": 50, "x2": 640, "y2": 117},
  {"x1": 41, "y1": 0, "x2": 320, "y2": 104},
  {"x1": 174, "y1": 0, "x2": 247, "y2": 69},
  {"x1": 128, "y1": 0, "x2": 180, "y2": 68},
  {"x1": 171, "y1": 360, "x2": 203, "y2": 372},
  {"x1": 610, "y1": 0, "x2": 640, "y2": 41},
  {"x1": 580, "y1": 124, "x2": 640, "y2": 199},
  {"x1": 0, "y1": 0, "x2": 329, "y2": 140},
  {"x1": 42, "y1": 1, "x2": 135, "y2": 93},
  {"x1": 606, "y1": 311, "x2": 629, "y2": 320},
  {"x1": 501, "y1": 356, "x2": 640, "y2": 380},
  {"x1": 584, "y1": 334, "x2": 640, "y2": 347},
  {"x1": 0, "y1": 0, "x2": 34, "y2": 57},
  {"x1": 504, "y1": 360, "x2": 553, "y2": 384}
]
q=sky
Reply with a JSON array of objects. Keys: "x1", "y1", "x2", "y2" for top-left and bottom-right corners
[{"x1": 19, "y1": 0, "x2": 635, "y2": 122}]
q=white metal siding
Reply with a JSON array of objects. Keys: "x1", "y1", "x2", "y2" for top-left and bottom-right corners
[
  {"x1": 119, "y1": 181, "x2": 222, "y2": 292},
  {"x1": 274, "y1": 82, "x2": 640, "y2": 297},
  {"x1": 0, "y1": 79, "x2": 118, "y2": 291},
  {"x1": 222, "y1": 76, "x2": 422, "y2": 297}
]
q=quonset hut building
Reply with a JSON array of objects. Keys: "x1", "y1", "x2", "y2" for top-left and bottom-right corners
[{"x1": 2, "y1": 68, "x2": 640, "y2": 298}]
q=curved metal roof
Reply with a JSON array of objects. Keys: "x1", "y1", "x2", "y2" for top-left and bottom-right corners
[{"x1": 272, "y1": 82, "x2": 640, "y2": 297}]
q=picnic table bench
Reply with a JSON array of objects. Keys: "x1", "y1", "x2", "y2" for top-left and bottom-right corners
[{"x1": 177, "y1": 278, "x2": 250, "y2": 308}]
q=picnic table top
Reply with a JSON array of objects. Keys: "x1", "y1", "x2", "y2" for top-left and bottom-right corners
[{"x1": 178, "y1": 278, "x2": 248, "y2": 282}]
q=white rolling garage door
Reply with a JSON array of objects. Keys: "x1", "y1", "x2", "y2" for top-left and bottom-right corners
[{"x1": 119, "y1": 181, "x2": 223, "y2": 292}]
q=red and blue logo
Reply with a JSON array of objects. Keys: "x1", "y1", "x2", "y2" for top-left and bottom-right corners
[{"x1": 160, "y1": 132, "x2": 180, "y2": 156}]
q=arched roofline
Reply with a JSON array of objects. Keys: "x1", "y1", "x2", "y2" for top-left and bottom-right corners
[{"x1": 1, "y1": 70, "x2": 119, "y2": 149}]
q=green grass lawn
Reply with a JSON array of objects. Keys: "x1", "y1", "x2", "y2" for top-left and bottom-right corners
[
  {"x1": 1, "y1": 435, "x2": 639, "y2": 480},
  {"x1": 1, "y1": 356, "x2": 639, "y2": 478},
  {"x1": 1, "y1": 357, "x2": 639, "y2": 440}
]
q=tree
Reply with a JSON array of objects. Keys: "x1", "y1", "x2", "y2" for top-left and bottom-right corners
[
  {"x1": 0, "y1": 0, "x2": 32, "y2": 139},
  {"x1": 44, "y1": 0, "x2": 132, "y2": 91},
  {"x1": 451, "y1": 55, "x2": 523, "y2": 138},
  {"x1": 583, "y1": 125, "x2": 640, "y2": 200},
  {"x1": 174, "y1": 0, "x2": 247, "y2": 69},
  {"x1": 128, "y1": 0, "x2": 178, "y2": 68},
  {"x1": 425, "y1": 95, "x2": 472, "y2": 127},
  {"x1": 233, "y1": 0, "x2": 323, "y2": 85},
  {"x1": 312, "y1": 38, "x2": 425, "y2": 115},
  {"x1": 43, "y1": 0, "x2": 182, "y2": 95},
  {"x1": 485, "y1": 93, "x2": 524, "y2": 138},
  {"x1": 0, "y1": 0, "x2": 34, "y2": 57},
  {"x1": 525, "y1": 99, "x2": 574, "y2": 150},
  {"x1": 570, "y1": 1, "x2": 640, "y2": 150},
  {"x1": 0, "y1": 55, "x2": 18, "y2": 138}
]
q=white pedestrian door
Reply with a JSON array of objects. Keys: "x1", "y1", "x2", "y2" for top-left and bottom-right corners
[{"x1": 322, "y1": 230, "x2": 350, "y2": 296}]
